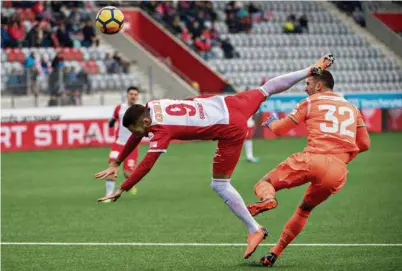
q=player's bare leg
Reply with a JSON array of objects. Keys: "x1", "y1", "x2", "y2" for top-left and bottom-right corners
[
  {"x1": 247, "y1": 179, "x2": 278, "y2": 216},
  {"x1": 124, "y1": 170, "x2": 137, "y2": 195},
  {"x1": 211, "y1": 176, "x2": 268, "y2": 259},
  {"x1": 260, "y1": 202, "x2": 314, "y2": 267}
]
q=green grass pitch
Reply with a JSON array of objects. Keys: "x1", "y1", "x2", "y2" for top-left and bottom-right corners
[{"x1": 2, "y1": 133, "x2": 402, "y2": 270}]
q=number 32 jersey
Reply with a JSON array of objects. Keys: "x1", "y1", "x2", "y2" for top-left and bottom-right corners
[
  {"x1": 288, "y1": 92, "x2": 366, "y2": 154},
  {"x1": 146, "y1": 96, "x2": 235, "y2": 153}
]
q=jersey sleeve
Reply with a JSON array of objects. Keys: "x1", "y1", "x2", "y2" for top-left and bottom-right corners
[
  {"x1": 288, "y1": 99, "x2": 309, "y2": 124},
  {"x1": 148, "y1": 126, "x2": 170, "y2": 153},
  {"x1": 120, "y1": 152, "x2": 162, "y2": 191},
  {"x1": 116, "y1": 134, "x2": 143, "y2": 162}
]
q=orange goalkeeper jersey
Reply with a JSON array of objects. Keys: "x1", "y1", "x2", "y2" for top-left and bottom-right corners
[{"x1": 288, "y1": 92, "x2": 366, "y2": 154}]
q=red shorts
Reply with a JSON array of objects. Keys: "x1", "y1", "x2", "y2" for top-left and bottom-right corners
[
  {"x1": 213, "y1": 89, "x2": 266, "y2": 176},
  {"x1": 108, "y1": 142, "x2": 139, "y2": 172},
  {"x1": 267, "y1": 152, "x2": 348, "y2": 206}
]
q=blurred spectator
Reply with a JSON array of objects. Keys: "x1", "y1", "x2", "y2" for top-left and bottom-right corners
[
  {"x1": 24, "y1": 52, "x2": 36, "y2": 69},
  {"x1": 225, "y1": 1, "x2": 252, "y2": 33},
  {"x1": 2, "y1": 22, "x2": 17, "y2": 48},
  {"x1": 298, "y1": 15, "x2": 309, "y2": 33},
  {"x1": 8, "y1": 19, "x2": 25, "y2": 47},
  {"x1": 104, "y1": 53, "x2": 115, "y2": 73},
  {"x1": 7, "y1": 67, "x2": 26, "y2": 95},
  {"x1": 40, "y1": 55, "x2": 52, "y2": 75},
  {"x1": 51, "y1": 53, "x2": 64, "y2": 69},
  {"x1": 333, "y1": 1, "x2": 366, "y2": 27},
  {"x1": 56, "y1": 23, "x2": 73, "y2": 47},
  {"x1": 141, "y1": 1, "x2": 220, "y2": 60},
  {"x1": 82, "y1": 20, "x2": 96, "y2": 47},
  {"x1": 181, "y1": 27, "x2": 193, "y2": 47},
  {"x1": 194, "y1": 36, "x2": 213, "y2": 60},
  {"x1": 248, "y1": 2, "x2": 265, "y2": 23},
  {"x1": 220, "y1": 38, "x2": 239, "y2": 59},
  {"x1": 283, "y1": 14, "x2": 302, "y2": 34}
]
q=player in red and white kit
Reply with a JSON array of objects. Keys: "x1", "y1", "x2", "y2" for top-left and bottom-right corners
[
  {"x1": 95, "y1": 55, "x2": 334, "y2": 259},
  {"x1": 244, "y1": 116, "x2": 260, "y2": 163},
  {"x1": 105, "y1": 86, "x2": 140, "y2": 201}
]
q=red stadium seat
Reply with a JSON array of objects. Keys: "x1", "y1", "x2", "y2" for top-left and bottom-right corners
[
  {"x1": 72, "y1": 48, "x2": 83, "y2": 61},
  {"x1": 61, "y1": 48, "x2": 73, "y2": 61}
]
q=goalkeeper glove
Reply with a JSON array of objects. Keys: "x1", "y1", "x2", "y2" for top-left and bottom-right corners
[{"x1": 262, "y1": 114, "x2": 278, "y2": 130}]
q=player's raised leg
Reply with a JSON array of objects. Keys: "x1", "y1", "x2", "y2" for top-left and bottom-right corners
[
  {"x1": 259, "y1": 54, "x2": 334, "y2": 97},
  {"x1": 211, "y1": 138, "x2": 268, "y2": 259},
  {"x1": 260, "y1": 154, "x2": 348, "y2": 267}
]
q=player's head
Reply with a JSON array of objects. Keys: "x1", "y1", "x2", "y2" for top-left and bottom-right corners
[
  {"x1": 305, "y1": 70, "x2": 334, "y2": 96},
  {"x1": 122, "y1": 104, "x2": 151, "y2": 136},
  {"x1": 127, "y1": 86, "x2": 139, "y2": 105}
]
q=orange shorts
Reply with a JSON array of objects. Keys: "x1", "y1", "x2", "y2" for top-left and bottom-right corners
[{"x1": 267, "y1": 152, "x2": 349, "y2": 206}]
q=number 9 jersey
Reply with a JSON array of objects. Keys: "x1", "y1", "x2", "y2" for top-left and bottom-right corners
[
  {"x1": 145, "y1": 95, "x2": 235, "y2": 153},
  {"x1": 288, "y1": 92, "x2": 366, "y2": 154}
]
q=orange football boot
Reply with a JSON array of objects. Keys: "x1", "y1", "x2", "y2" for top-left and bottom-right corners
[
  {"x1": 243, "y1": 226, "x2": 269, "y2": 259},
  {"x1": 247, "y1": 198, "x2": 278, "y2": 217},
  {"x1": 309, "y1": 54, "x2": 335, "y2": 76}
]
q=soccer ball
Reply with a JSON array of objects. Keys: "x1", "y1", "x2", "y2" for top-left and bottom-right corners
[{"x1": 96, "y1": 6, "x2": 124, "y2": 35}]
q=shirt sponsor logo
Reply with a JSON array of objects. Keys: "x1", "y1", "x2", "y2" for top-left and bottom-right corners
[{"x1": 150, "y1": 141, "x2": 158, "y2": 148}]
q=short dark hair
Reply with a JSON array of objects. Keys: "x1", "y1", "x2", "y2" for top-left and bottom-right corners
[
  {"x1": 122, "y1": 104, "x2": 146, "y2": 128},
  {"x1": 127, "y1": 86, "x2": 139, "y2": 93},
  {"x1": 313, "y1": 70, "x2": 335, "y2": 89}
]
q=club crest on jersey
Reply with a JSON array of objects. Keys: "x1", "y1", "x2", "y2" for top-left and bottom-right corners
[{"x1": 153, "y1": 101, "x2": 163, "y2": 123}]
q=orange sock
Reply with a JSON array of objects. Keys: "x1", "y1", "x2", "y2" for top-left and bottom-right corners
[
  {"x1": 270, "y1": 207, "x2": 311, "y2": 257},
  {"x1": 254, "y1": 180, "x2": 276, "y2": 201}
]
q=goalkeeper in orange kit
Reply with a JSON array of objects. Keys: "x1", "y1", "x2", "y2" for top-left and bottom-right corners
[{"x1": 246, "y1": 68, "x2": 371, "y2": 266}]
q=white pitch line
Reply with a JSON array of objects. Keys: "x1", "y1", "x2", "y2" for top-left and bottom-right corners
[{"x1": 1, "y1": 242, "x2": 402, "y2": 247}]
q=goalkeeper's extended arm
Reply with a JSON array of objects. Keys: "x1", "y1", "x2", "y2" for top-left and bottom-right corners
[{"x1": 262, "y1": 114, "x2": 298, "y2": 135}]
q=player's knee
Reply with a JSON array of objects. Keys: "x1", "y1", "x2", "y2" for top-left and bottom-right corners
[
  {"x1": 298, "y1": 201, "x2": 315, "y2": 214},
  {"x1": 253, "y1": 180, "x2": 267, "y2": 195}
]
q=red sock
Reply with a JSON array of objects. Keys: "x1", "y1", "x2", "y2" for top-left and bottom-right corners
[
  {"x1": 271, "y1": 207, "x2": 311, "y2": 257},
  {"x1": 254, "y1": 180, "x2": 276, "y2": 201}
]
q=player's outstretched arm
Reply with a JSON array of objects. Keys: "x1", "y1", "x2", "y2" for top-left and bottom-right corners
[
  {"x1": 94, "y1": 134, "x2": 143, "y2": 181},
  {"x1": 260, "y1": 54, "x2": 334, "y2": 96},
  {"x1": 356, "y1": 126, "x2": 371, "y2": 153},
  {"x1": 116, "y1": 134, "x2": 144, "y2": 163},
  {"x1": 261, "y1": 114, "x2": 298, "y2": 135},
  {"x1": 97, "y1": 152, "x2": 162, "y2": 203}
]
